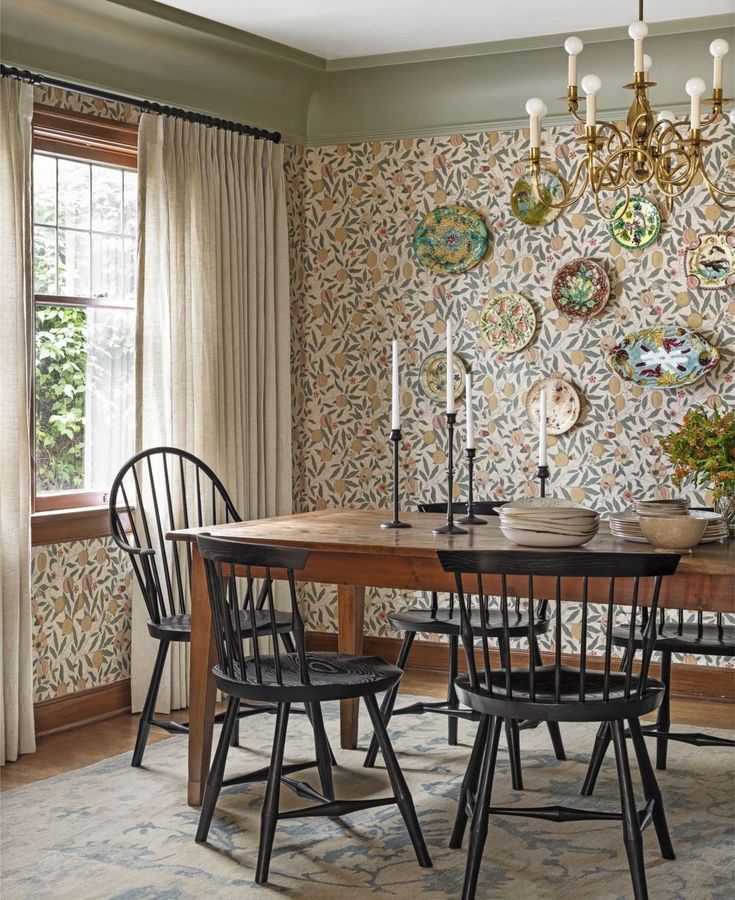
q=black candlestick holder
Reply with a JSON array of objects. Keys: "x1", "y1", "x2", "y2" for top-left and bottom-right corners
[
  {"x1": 381, "y1": 428, "x2": 411, "y2": 529},
  {"x1": 536, "y1": 464, "x2": 550, "y2": 498},
  {"x1": 458, "y1": 447, "x2": 487, "y2": 525},
  {"x1": 433, "y1": 412, "x2": 469, "y2": 536}
]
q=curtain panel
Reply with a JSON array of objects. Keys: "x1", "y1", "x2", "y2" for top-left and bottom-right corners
[
  {"x1": 134, "y1": 116, "x2": 292, "y2": 711},
  {"x1": 0, "y1": 77, "x2": 36, "y2": 764}
]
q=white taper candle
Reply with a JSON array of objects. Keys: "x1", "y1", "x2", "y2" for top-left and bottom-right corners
[
  {"x1": 446, "y1": 321, "x2": 455, "y2": 414},
  {"x1": 391, "y1": 339, "x2": 400, "y2": 430},
  {"x1": 465, "y1": 374, "x2": 475, "y2": 450},
  {"x1": 538, "y1": 389, "x2": 548, "y2": 466}
]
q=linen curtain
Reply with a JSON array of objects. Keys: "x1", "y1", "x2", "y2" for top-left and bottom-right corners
[
  {"x1": 133, "y1": 115, "x2": 292, "y2": 711},
  {"x1": 0, "y1": 77, "x2": 36, "y2": 764}
]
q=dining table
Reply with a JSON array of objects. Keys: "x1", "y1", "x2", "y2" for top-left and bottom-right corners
[{"x1": 167, "y1": 507, "x2": 734, "y2": 806}]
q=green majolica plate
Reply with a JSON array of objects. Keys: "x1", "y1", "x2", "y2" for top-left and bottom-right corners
[
  {"x1": 609, "y1": 197, "x2": 661, "y2": 250},
  {"x1": 551, "y1": 258, "x2": 610, "y2": 318},
  {"x1": 412, "y1": 205, "x2": 489, "y2": 274},
  {"x1": 479, "y1": 292, "x2": 536, "y2": 353},
  {"x1": 419, "y1": 352, "x2": 468, "y2": 403},
  {"x1": 510, "y1": 170, "x2": 564, "y2": 227}
]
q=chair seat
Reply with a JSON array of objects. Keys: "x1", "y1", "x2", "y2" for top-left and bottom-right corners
[
  {"x1": 214, "y1": 651, "x2": 403, "y2": 703},
  {"x1": 389, "y1": 606, "x2": 550, "y2": 638},
  {"x1": 454, "y1": 665, "x2": 665, "y2": 723},
  {"x1": 147, "y1": 609, "x2": 294, "y2": 642},
  {"x1": 610, "y1": 622, "x2": 735, "y2": 656}
]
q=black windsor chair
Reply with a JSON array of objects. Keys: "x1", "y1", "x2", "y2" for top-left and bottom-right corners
[
  {"x1": 437, "y1": 547, "x2": 680, "y2": 900},
  {"x1": 364, "y1": 501, "x2": 565, "y2": 790},
  {"x1": 582, "y1": 607, "x2": 735, "y2": 793},
  {"x1": 108, "y1": 447, "x2": 332, "y2": 771},
  {"x1": 194, "y1": 535, "x2": 432, "y2": 885}
]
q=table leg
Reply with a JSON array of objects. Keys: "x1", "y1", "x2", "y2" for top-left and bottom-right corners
[
  {"x1": 188, "y1": 545, "x2": 218, "y2": 806},
  {"x1": 337, "y1": 583, "x2": 365, "y2": 749}
]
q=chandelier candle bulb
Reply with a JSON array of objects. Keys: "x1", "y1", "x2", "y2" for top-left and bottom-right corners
[
  {"x1": 710, "y1": 39, "x2": 729, "y2": 91},
  {"x1": 686, "y1": 77, "x2": 706, "y2": 131},
  {"x1": 465, "y1": 374, "x2": 475, "y2": 450},
  {"x1": 581, "y1": 74, "x2": 601, "y2": 128},
  {"x1": 525, "y1": 97, "x2": 545, "y2": 149},
  {"x1": 564, "y1": 36, "x2": 583, "y2": 88},
  {"x1": 643, "y1": 54, "x2": 653, "y2": 75},
  {"x1": 628, "y1": 19, "x2": 648, "y2": 73},
  {"x1": 391, "y1": 339, "x2": 400, "y2": 430},
  {"x1": 538, "y1": 389, "x2": 548, "y2": 467},
  {"x1": 445, "y1": 320, "x2": 455, "y2": 415}
]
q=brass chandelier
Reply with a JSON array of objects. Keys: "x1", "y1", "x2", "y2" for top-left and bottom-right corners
[{"x1": 524, "y1": 0, "x2": 735, "y2": 218}]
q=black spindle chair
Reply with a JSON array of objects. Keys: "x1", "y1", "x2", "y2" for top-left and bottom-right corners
[
  {"x1": 109, "y1": 447, "x2": 326, "y2": 768},
  {"x1": 437, "y1": 548, "x2": 680, "y2": 900},
  {"x1": 194, "y1": 535, "x2": 432, "y2": 885},
  {"x1": 364, "y1": 501, "x2": 565, "y2": 789},
  {"x1": 582, "y1": 607, "x2": 734, "y2": 793}
]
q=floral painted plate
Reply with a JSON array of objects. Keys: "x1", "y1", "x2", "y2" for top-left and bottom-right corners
[
  {"x1": 419, "y1": 351, "x2": 468, "y2": 403},
  {"x1": 510, "y1": 170, "x2": 564, "y2": 227},
  {"x1": 525, "y1": 377, "x2": 581, "y2": 435},
  {"x1": 608, "y1": 197, "x2": 661, "y2": 250},
  {"x1": 412, "y1": 205, "x2": 489, "y2": 274},
  {"x1": 552, "y1": 258, "x2": 610, "y2": 318},
  {"x1": 685, "y1": 231, "x2": 735, "y2": 290},
  {"x1": 479, "y1": 293, "x2": 536, "y2": 353},
  {"x1": 607, "y1": 325, "x2": 720, "y2": 388}
]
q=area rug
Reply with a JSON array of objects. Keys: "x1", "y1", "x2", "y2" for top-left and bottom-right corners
[{"x1": 1, "y1": 700, "x2": 733, "y2": 899}]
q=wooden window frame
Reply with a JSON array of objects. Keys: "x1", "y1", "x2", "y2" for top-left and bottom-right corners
[{"x1": 31, "y1": 104, "x2": 138, "y2": 542}]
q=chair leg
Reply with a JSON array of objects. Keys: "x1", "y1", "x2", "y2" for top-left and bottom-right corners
[
  {"x1": 132, "y1": 640, "x2": 169, "y2": 767},
  {"x1": 364, "y1": 693, "x2": 432, "y2": 868},
  {"x1": 447, "y1": 635, "x2": 460, "y2": 746},
  {"x1": 255, "y1": 702, "x2": 290, "y2": 885},
  {"x1": 364, "y1": 632, "x2": 415, "y2": 768},
  {"x1": 195, "y1": 694, "x2": 240, "y2": 843},
  {"x1": 611, "y1": 719, "x2": 649, "y2": 900},
  {"x1": 628, "y1": 717, "x2": 675, "y2": 860},
  {"x1": 505, "y1": 718, "x2": 524, "y2": 791},
  {"x1": 532, "y1": 638, "x2": 565, "y2": 760},
  {"x1": 450, "y1": 714, "x2": 491, "y2": 849},
  {"x1": 306, "y1": 701, "x2": 335, "y2": 801},
  {"x1": 656, "y1": 651, "x2": 672, "y2": 771},
  {"x1": 461, "y1": 715, "x2": 503, "y2": 900},
  {"x1": 581, "y1": 722, "x2": 612, "y2": 796},
  {"x1": 229, "y1": 701, "x2": 240, "y2": 747}
]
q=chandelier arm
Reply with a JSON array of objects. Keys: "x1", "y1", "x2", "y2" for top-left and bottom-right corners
[
  {"x1": 529, "y1": 160, "x2": 590, "y2": 210},
  {"x1": 699, "y1": 159, "x2": 735, "y2": 204},
  {"x1": 592, "y1": 179, "x2": 630, "y2": 221}
]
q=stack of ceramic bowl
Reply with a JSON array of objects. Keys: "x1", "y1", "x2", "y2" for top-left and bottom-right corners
[
  {"x1": 635, "y1": 498, "x2": 689, "y2": 518},
  {"x1": 498, "y1": 499, "x2": 600, "y2": 548},
  {"x1": 610, "y1": 509, "x2": 728, "y2": 544}
]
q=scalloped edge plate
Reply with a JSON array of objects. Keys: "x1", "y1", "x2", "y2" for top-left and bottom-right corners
[
  {"x1": 551, "y1": 257, "x2": 610, "y2": 319},
  {"x1": 525, "y1": 376, "x2": 581, "y2": 436},
  {"x1": 419, "y1": 351, "x2": 468, "y2": 402},
  {"x1": 684, "y1": 231, "x2": 735, "y2": 290}
]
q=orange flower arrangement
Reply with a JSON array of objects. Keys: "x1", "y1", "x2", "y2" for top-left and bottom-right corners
[{"x1": 658, "y1": 405, "x2": 735, "y2": 501}]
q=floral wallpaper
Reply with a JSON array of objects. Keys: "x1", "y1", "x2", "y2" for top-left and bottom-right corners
[{"x1": 283, "y1": 120, "x2": 735, "y2": 666}]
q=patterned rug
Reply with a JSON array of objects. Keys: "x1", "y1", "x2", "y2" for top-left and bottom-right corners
[{"x1": 2, "y1": 700, "x2": 733, "y2": 899}]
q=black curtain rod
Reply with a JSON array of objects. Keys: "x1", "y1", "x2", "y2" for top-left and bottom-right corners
[{"x1": 0, "y1": 64, "x2": 281, "y2": 144}]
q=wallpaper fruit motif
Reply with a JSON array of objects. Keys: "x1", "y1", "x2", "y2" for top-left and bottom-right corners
[{"x1": 283, "y1": 118, "x2": 735, "y2": 668}]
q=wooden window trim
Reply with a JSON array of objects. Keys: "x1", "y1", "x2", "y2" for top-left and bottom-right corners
[{"x1": 31, "y1": 105, "x2": 138, "y2": 539}]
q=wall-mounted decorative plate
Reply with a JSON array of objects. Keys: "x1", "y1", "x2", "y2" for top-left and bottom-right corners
[
  {"x1": 551, "y1": 258, "x2": 610, "y2": 318},
  {"x1": 510, "y1": 170, "x2": 564, "y2": 226},
  {"x1": 479, "y1": 293, "x2": 536, "y2": 353},
  {"x1": 608, "y1": 197, "x2": 661, "y2": 250},
  {"x1": 419, "y1": 351, "x2": 468, "y2": 403},
  {"x1": 525, "y1": 376, "x2": 581, "y2": 435},
  {"x1": 685, "y1": 231, "x2": 735, "y2": 290},
  {"x1": 412, "y1": 205, "x2": 488, "y2": 274},
  {"x1": 607, "y1": 325, "x2": 720, "y2": 388}
]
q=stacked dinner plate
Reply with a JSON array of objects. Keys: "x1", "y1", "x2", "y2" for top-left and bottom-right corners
[
  {"x1": 635, "y1": 498, "x2": 689, "y2": 517},
  {"x1": 610, "y1": 510, "x2": 728, "y2": 544},
  {"x1": 498, "y1": 498, "x2": 600, "y2": 548}
]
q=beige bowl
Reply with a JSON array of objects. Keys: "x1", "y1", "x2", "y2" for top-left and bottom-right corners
[{"x1": 638, "y1": 514, "x2": 707, "y2": 553}]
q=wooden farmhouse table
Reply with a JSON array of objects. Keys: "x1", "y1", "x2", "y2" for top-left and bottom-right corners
[{"x1": 167, "y1": 508, "x2": 734, "y2": 806}]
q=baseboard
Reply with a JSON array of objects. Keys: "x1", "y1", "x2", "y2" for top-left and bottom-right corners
[
  {"x1": 34, "y1": 679, "x2": 132, "y2": 737},
  {"x1": 306, "y1": 632, "x2": 735, "y2": 703}
]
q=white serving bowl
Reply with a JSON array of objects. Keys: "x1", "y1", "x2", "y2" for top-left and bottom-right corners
[{"x1": 499, "y1": 524, "x2": 599, "y2": 548}]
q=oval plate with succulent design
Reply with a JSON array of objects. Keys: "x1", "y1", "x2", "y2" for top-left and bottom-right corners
[
  {"x1": 412, "y1": 205, "x2": 489, "y2": 274},
  {"x1": 510, "y1": 170, "x2": 564, "y2": 227},
  {"x1": 479, "y1": 293, "x2": 536, "y2": 353},
  {"x1": 419, "y1": 352, "x2": 468, "y2": 403},
  {"x1": 526, "y1": 377, "x2": 581, "y2": 435},
  {"x1": 685, "y1": 231, "x2": 735, "y2": 290},
  {"x1": 552, "y1": 258, "x2": 610, "y2": 318},
  {"x1": 608, "y1": 197, "x2": 661, "y2": 250},
  {"x1": 607, "y1": 325, "x2": 719, "y2": 388}
]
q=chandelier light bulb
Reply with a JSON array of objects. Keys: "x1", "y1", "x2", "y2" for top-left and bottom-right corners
[
  {"x1": 564, "y1": 36, "x2": 583, "y2": 87},
  {"x1": 628, "y1": 21, "x2": 649, "y2": 41},
  {"x1": 710, "y1": 39, "x2": 729, "y2": 58},
  {"x1": 581, "y1": 74, "x2": 601, "y2": 96},
  {"x1": 628, "y1": 20, "x2": 648, "y2": 72},
  {"x1": 525, "y1": 97, "x2": 546, "y2": 149},
  {"x1": 525, "y1": 97, "x2": 546, "y2": 117},
  {"x1": 657, "y1": 109, "x2": 676, "y2": 123},
  {"x1": 564, "y1": 36, "x2": 584, "y2": 56},
  {"x1": 686, "y1": 77, "x2": 706, "y2": 131},
  {"x1": 685, "y1": 77, "x2": 706, "y2": 97},
  {"x1": 729, "y1": 108, "x2": 735, "y2": 126},
  {"x1": 643, "y1": 54, "x2": 653, "y2": 73},
  {"x1": 539, "y1": 102, "x2": 549, "y2": 119}
]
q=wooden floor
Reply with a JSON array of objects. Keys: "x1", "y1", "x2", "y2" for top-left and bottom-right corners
[{"x1": 2, "y1": 670, "x2": 733, "y2": 792}]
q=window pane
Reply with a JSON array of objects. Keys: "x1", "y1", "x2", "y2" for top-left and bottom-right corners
[
  {"x1": 92, "y1": 234, "x2": 123, "y2": 300},
  {"x1": 35, "y1": 305, "x2": 135, "y2": 494},
  {"x1": 58, "y1": 158, "x2": 90, "y2": 229},
  {"x1": 92, "y1": 165, "x2": 122, "y2": 233},
  {"x1": 33, "y1": 155, "x2": 56, "y2": 226},
  {"x1": 34, "y1": 225, "x2": 57, "y2": 294},
  {"x1": 58, "y1": 229, "x2": 91, "y2": 296},
  {"x1": 123, "y1": 170, "x2": 137, "y2": 236}
]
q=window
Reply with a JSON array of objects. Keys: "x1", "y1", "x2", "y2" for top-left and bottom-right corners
[{"x1": 32, "y1": 106, "x2": 138, "y2": 514}]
